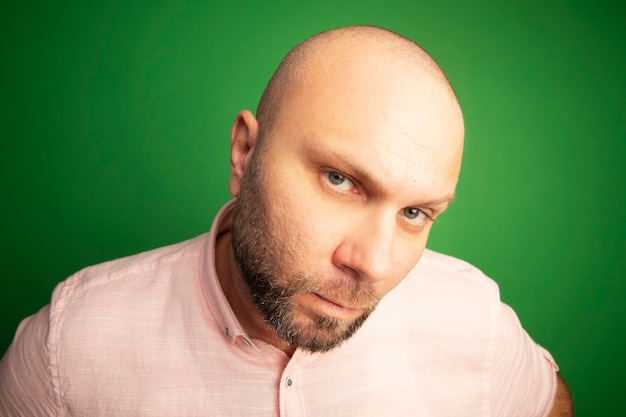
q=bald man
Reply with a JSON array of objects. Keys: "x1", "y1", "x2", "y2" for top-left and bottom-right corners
[{"x1": 0, "y1": 26, "x2": 571, "y2": 416}]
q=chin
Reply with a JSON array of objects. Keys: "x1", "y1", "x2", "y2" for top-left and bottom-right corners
[{"x1": 284, "y1": 311, "x2": 372, "y2": 353}]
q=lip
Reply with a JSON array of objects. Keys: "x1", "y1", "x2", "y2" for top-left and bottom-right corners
[{"x1": 311, "y1": 293, "x2": 363, "y2": 321}]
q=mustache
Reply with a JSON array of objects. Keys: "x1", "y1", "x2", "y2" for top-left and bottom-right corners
[{"x1": 282, "y1": 273, "x2": 380, "y2": 310}]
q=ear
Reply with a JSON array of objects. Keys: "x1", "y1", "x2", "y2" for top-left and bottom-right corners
[{"x1": 229, "y1": 109, "x2": 259, "y2": 197}]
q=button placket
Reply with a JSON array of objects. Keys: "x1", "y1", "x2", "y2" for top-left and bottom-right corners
[{"x1": 279, "y1": 350, "x2": 320, "y2": 416}]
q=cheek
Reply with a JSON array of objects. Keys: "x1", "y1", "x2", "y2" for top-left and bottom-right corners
[
  {"x1": 264, "y1": 188, "x2": 341, "y2": 274},
  {"x1": 274, "y1": 204, "x2": 342, "y2": 262},
  {"x1": 264, "y1": 165, "x2": 344, "y2": 256}
]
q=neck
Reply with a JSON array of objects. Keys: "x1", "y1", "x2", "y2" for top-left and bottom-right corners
[{"x1": 214, "y1": 231, "x2": 296, "y2": 357}]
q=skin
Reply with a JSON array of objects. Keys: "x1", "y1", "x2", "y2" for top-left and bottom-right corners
[{"x1": 215, "y1": 26, "x2": 572, "y2": 415}]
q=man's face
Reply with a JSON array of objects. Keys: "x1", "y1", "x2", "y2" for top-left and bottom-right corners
[{"x1": 230, "y1": 52, "x2": 463, "y2": 353}]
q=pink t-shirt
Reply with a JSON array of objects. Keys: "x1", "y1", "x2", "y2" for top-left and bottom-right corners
[{"x1": 0, "y1": 201, "x2": 558, "y2": 416}]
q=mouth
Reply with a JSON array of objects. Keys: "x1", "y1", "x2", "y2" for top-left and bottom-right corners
[{"x1": 310, "y1": 293, "x2": 364, "y2": 321}]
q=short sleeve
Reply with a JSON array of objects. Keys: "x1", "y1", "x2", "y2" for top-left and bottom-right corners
[
  {"x1": 0, "y1": 305, "x2": 57, "y2": 416},
  {"x1": 488, "y1": 303, "x2": 559, "y2": 417}
]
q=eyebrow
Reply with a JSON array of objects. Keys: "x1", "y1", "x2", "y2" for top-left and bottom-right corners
[
  {"x1": 303, "y1": 142, "x2": 457, "y2": 209},
  {"x1": 422, "y1": 194, "x2": 456, "y2": 209}
]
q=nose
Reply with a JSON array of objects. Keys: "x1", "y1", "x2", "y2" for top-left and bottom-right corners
[{"x1": 332, "y1": 209, "x2": 396, "y2": 283}]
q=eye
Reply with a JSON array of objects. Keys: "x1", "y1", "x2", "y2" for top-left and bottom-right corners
[
  {"x1": 401, "y1": 207, "x2": 427, "y2": 224},
  {"x1": 325, "y1": 171, "x2": 355, "y2": 192}
]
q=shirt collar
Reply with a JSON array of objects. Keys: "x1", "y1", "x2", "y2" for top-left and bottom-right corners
[{"x1": 200, "y1": 200, "x2": 253, "y2": 345}]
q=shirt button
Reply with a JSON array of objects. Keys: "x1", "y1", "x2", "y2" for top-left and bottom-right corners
[{"x1": 285, "y1": 377, "x2": 294, "y2": 388}]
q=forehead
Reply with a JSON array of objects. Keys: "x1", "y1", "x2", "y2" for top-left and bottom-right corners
[
  {"x1": 268, "y1": 52, "x2": 463, "y2": 197},
  {"x1": 288, "y1": 47, "x2": 460, "y2": 142}
]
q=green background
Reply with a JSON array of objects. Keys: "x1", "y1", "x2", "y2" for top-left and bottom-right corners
[{"x1": 1, "y1": 0, "x2": 623, "y2": 414}]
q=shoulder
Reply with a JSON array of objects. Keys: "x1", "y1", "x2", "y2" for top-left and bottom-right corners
[
  {"x1": 43, "y1": 234, "x2": 215, "y2": 395},
  {"x1": 411, "y1": 248, "x2": 497, "y2": 287},
  {"x1": 47, "y1": 234, "x2": 211, "y2": 347},
  {"x1": 389, "y1": 248, "x2": 500, "y2": 313},
  {"x1": 0, "y1": 234, "x2": 213, "y2": 415},
  {"x1": 340, "y1": 250, "x2": 558, "y2": 415},
  {"x1": 369, "y1": 249, "x2": 502, "y2": 354},
  {"x1": 51, "y1": 234, "x2": 208, "y2": 307}
]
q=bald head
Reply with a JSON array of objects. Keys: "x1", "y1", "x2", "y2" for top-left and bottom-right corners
[
  {"x1": 256, "y1": 26, "x2": 460, "y2": 143},
  {"x1": 230, "y1": 24, "x2": 464, "y2": 202}
]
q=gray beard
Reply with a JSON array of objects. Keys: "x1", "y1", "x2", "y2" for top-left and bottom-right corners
[{"x1": 229, "y1": 155, "x2": 377, "y2": 353}]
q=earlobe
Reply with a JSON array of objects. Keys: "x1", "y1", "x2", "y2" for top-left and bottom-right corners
[{"x1": 229, "y1": 110, "x2": 259, "y2": 197}]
